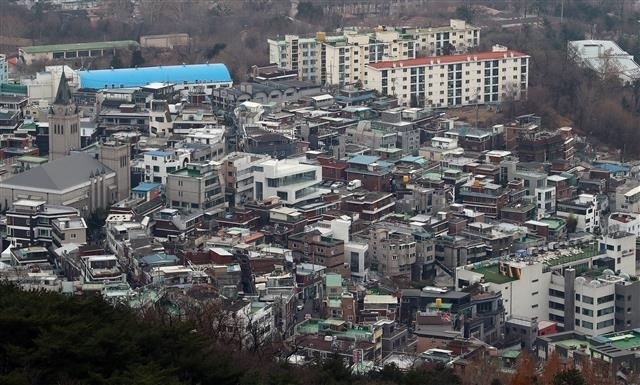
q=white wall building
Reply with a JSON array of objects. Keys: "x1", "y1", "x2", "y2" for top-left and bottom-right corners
[
  {"x1": 535, "y1": 186, "x2": 556, "y2": 219},
  {"x1": 608, "y1": 212, "x2": 640, "y2": 236},
  {"x1": 556, "y1": 193, "x2": 600, "y2": 233},
  {"x1": 456, "y1": 232, "x2": 637, "y2": 335},
  {"x1": 221, "y1": 152, "x2": 270, "y2": 208},
  {"x1": 139, "y1": 149, "x2": 191, "y2": 185},
  {"x1": 0, "y1": 54, "x2": 8, "y2": 84},
  {"x1": 616, "y1": 184, "x2": 640, "y2": 213},
  {"x1": 252, "y1": 159, "x2": 323, "y2": 204},
  {"x1": 268, "y1": 19, "x2": 480, "y2": 85},
  {"x1": 364, "y1": 45, "x2": 530, "y2": 108},
  {"x1": 568, "y1": 40, "x2": 640, "y2": 84}
]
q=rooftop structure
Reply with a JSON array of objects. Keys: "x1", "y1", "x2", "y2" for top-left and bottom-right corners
[
  {"x1": 78, "y1": 63, "x2": 232, "y2": 90},
  {"x1": 569, "y1": 40, "x2": 640, "y2": 84}
]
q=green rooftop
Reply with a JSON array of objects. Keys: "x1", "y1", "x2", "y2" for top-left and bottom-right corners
[
  {"x1": 325, "y1": 273, "x2": 343, "y2": 288},
  {"x1": 501, "y1": 350, "x2": 521, "y2": 359},
  {"x1": 473, "y1": 265, "x2": 518, "y2": 284},
  {"x1": 545, "y1": 244, "x2": 600, "y2": 267},
  {"x1": 21, "y1": 40, "x2": 139, "y2": 54},
  {"x1": 602, "y1": 331, "x2": 640, "y2": 350},
  {"x1": 16, "y1": 156, "x2": 48, "y2": 164},
  {"x1": 0, "y1": 83, "x2": 28, "y2": 95},
  {"x1": 556, "y1": 338, "x2": 591, "y2": 354},
  {"x1": 539, "y1": 217, "x2": 566, "y2": 230}
]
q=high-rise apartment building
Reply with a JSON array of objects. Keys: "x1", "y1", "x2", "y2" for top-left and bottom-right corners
[
  {"x1": 364, "y1": 45, "x2": 530, "y2": 108},
  {"x1": 268, "y1": 19, "x2": 480, "y2": 86}
]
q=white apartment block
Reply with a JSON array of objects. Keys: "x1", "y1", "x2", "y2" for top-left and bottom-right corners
[
  {"x1": 456, "y1": 232, "x2": 638, "y2": 336},
  {"x1": 268, "y1": 19, "x2": 480, "y2": 86},
  {"x1": 252, "y1": 159, "x2": 323, "y2": 204},
  {"x1": 364, "y1": 45, "x2": 530, "y2": 108}
]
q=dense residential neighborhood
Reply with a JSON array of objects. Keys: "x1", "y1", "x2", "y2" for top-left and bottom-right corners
[{"x1": 4, "y1": 0, "x2": 640, "y2": 384}]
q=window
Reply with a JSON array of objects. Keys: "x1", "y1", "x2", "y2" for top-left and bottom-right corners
[
  {"x1": 582, "y1": 320, "x2": 593, "y2": 329},
  {"x1": 582, "y1": 296, "x2": 594, "y2": 304},
  {"x1": 597, "y1": 294, "x2": 614, "y2": 305},
  {"x1": 597, "y1": 319, "x2": 614, "y2": 329}
]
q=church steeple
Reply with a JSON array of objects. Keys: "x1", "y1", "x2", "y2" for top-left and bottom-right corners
[{"x1": 54, "y1": 71, "x2": 72, "y2": 105}]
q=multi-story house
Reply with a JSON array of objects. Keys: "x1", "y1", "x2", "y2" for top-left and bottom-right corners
[
  {"x1": 342, "y1": 192, "x2": 395, "y2": 222},
  {"x1": 80, "y1": 255, "x2": 127, "y2": 285},
  {"x1": 367, "y1": 227, "x2": 417, "y2": 280},
  {"x1": 556, "y1": 194, "x2": 600, "y2": 233},
  {"x1": 289, "y1": 230, "x2": 349, "y2": 277},
  {"x1": 268, "y1": 19, "x2": 480, "y2": 85},
  {"x1": 219, "y1": 298, "x2": 275, "y2": 351},
  {"x1": 459, "y1": 178, "x2": 510, "y2": 218},
  {"x1": 165, "y1": 161, "x2": 226, "y2": 214},
  {"x1": 608, "y1": 212, "x2": 640, "y2": 235},
  {"x1": 221, "y1": 152, "x2": 270, "y2": 208},
  {"x1": 344, "y1": 155, "x2": 394, "y2": 192},
  {"x1": 5, "y1": 199, "x2": 80, "y2": 247},
  {"x1": 364, "y1": 45, "x2": 530, "y2": 107},
  {"x1": 51, "y1": 217, "x2": 87, "y2": 247},
  {"x1": 138, "y1": 149, "x2": 191, "y2": 185},
  {"x1": 252, "y1": 158, "x2": 323, "y2": 205},
  {"x1": 616, "y1": 184, "x2": 640, "y2": 213}
]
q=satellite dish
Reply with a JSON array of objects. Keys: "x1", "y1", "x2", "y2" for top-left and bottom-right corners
[{"x1": 575, "y1": 277, "x2": 587, "y2": 285}]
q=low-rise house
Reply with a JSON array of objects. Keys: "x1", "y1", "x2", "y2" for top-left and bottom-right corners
[
  {"x1": 362, "y1": 294, "x2": 399, "y2": 322},
  {"x1": 51, "y1": 216, "x2": 87, "y2": 247},
  {"x1": 81, "y1": 255, "x2": 126, "y2": 285}
]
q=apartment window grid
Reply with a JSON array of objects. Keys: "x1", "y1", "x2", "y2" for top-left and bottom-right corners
[
  {"x1": 447, "y1": 63, "x2": 463, "y2": 106},
  {"x1": 484, "y1": 59, "x2": 499, "y2": 102}
]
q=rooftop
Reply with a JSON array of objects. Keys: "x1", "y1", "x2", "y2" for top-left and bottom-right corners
[
  {"x1": 595, "y1": 330, "x2": 640, "y2": 351},
  {"x1": 367, "y1": 50, "x2": 528, "y2": 70},
  {"x1": 2, "y1": 153, "x2": 114, "y2": 192},
  {"x1": 472, "y1": 263, "x2": 518, "y2": 284},
  {"x1": 21, "y1": 40, "x2": 138, "y2": 54},
  {"x1": 79, "y1": 63, "x2": 231, "y2": 89},
  {"x1": 132, "y1": 182, "x2": 162, "y2": 193},
  {"x1": 538, "y1": 217, "x2": 566, "y2": 230}
]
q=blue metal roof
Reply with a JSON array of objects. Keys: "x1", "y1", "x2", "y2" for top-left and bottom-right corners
[
  {"x1": 593, "y1": 162, "x2": 630, "y2": 174},
  {"x1": 132, "y1": 182, "x2": 162, "y2": 192},
  {"x1": 348, "y1": 155, "x2": 380, "y2": 165},
  {"x1": 139, "y1": 253, "x2": 179, "y2": 266},
  {"x1": 78, "y1": 63, "x2": 231, "y2": 89},
  {"x1": 145, "y1": 150, "x2": 171, "y2": 157}
]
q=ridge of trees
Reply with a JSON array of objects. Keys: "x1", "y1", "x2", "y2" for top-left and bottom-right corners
[{"x1": 0, "y1": 283, "x2": 614, "y2": 385}]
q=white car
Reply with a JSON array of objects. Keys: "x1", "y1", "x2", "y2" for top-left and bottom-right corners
[{"x1": 296, "y1": 303, "x2": 304, "y2": 311}]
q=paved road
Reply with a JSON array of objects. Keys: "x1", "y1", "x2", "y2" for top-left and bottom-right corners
[{"x1": 295, "y1": 297, "x2": 321, "y2": 323}]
